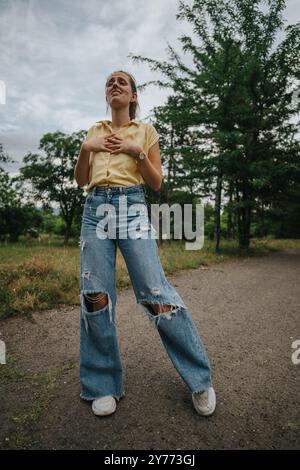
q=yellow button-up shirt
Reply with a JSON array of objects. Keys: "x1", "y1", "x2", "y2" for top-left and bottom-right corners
[{"x1": 84, "y1": 119, "x2": 160, "y2": 192}]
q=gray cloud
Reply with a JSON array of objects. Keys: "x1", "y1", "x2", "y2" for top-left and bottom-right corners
[{"x1": 0, "y1": 0, "x2": 299, "y2": 173}]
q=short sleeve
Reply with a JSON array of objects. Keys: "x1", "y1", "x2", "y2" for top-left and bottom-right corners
[
  {"x1": 85, "y1": 125, "x2": 94, "y2": 141},
  {"x1": 145, "y1": 123, "x2": 160, "y2": 154}
]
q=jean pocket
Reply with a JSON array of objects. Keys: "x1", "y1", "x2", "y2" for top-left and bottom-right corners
[
  {"x1": 86, "y1": 193, "x2": 93, "y2": 203},
  {"x1": 127, "y1": 192, "x2": 146, "y2": 205}
]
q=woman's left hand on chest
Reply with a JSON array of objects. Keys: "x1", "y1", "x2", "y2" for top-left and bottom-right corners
[{"x1": 105, "y1": 134, "x2": 141, "y2": 158}]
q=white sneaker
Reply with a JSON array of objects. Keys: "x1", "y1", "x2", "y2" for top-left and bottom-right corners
[
  {"x1": 192, "y1": 386, "x2": 216, "y2": 416},
  {"x1": 92, "y1": 396, "x2": 117, "y2": 416}
]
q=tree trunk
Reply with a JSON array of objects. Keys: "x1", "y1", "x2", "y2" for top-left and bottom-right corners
[
  {"x1": 237, "y1": 180, "x2": 252, "y2": 252},
  {"x1": 226, "y1": 182, "x2": 234, "y2": 239},
  {"x1": 214, "y1": 171, "x2": 222, "y2": 253},
  {"x1": 64, "y1": 223, "x2": 72, "y2": 245}
]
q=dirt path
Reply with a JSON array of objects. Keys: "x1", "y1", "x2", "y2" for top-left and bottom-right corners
[{"x1": 0, "y1": 248, "x2": 299, "y2": 450}]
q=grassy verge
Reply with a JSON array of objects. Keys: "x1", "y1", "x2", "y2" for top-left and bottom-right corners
[{"x1": 0, "y1": 237, "x2": 299, "y2": 320}]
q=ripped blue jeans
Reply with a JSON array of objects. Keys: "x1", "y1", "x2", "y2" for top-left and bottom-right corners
[{"x1": 79, "y1": 184, "x2": 212, "y2": 402}]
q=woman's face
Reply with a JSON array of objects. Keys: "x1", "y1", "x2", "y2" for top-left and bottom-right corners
[{"x1": 105, "y1": 72, "x2": 137, "y2": 110}]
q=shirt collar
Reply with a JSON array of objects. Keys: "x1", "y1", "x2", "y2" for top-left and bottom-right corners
[{"x1": 95, "y1": 119, "x2": 139, "y2": 128}]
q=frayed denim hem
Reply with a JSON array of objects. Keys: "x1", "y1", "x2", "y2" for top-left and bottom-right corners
[
  {"x1": 80, "y1": 391, "x2": 125, "y2": 402},
  {"x1": 191, "y1": 383, "x2": 212, "y2": 396}
]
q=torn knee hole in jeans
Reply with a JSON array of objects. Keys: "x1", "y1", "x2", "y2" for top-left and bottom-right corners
[
  {"x1": 141, "y1": 302, "x2": 181, "y2": 321},
  {"x1": 80, "y1": 290, "x2": 113, "y2": 333},
  {"x1": 84, "y1": 292, "x2": 108, "y2": 313}
]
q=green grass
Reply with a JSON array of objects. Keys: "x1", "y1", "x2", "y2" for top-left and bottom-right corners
[{"x1": 0, "y1": 237, "x2": 299, "y2": 319}]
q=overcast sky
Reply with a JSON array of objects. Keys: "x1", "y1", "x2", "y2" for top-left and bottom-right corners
[{"x1": 0, "y1": 0, "x2": 299, "y2": 174}]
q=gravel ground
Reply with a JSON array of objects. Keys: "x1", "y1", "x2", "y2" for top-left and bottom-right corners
[{"x1": 0, "y1": 247, "x2": 299, "y2": 450}]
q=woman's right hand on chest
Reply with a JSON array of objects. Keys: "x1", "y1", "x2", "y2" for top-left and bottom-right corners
[{"x1": 83, "y1": 133, "x2": 117, "y2": 153}]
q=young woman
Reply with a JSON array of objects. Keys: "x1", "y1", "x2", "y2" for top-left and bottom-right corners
[{"x1": 74, "y1": 70, "x2": 216, "y2": 417}]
